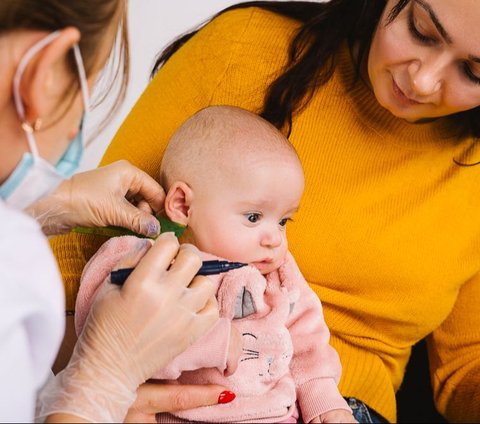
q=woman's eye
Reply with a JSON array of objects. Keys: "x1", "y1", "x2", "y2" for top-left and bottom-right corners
[
  {"x1": 462, "y1": 62, "x2": 480, "y2": 86},
  {"x1": 279, "y1": 218, "x2": 290, "y2": 227},
  {"x1": 246, "y1": 213, "x2": 261, "y2": 223},
  {"x1": 408, "y1": 12, "x2": 435, "y2": 45}
]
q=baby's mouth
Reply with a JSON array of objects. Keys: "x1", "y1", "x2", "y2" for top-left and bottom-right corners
[
  {"x1": 250, "y1": 259, "x2": 276, "y2": 274},
  {"x1": 253, "y1": 258, "x2": 273, "y2": 265}
]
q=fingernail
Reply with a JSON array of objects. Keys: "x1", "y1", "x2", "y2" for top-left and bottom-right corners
[
  {"x1": 159, "y1": 231, "x2": 176, "y2": 239},
  {"x1": 218, "y1": 390, "x2": 236, "y2": 404},
  {"x1": 135, "y1": 238, "x2": 152, "y2": 250},
  {"x1": 146, "y1": 220, "x2": 160, "y2": 237}
]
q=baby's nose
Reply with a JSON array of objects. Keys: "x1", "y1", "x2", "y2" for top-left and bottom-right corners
[{"x1": 261, "y1": 229, "x2": 282, "y2": 248}]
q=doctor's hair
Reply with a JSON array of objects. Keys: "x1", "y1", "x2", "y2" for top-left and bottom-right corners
[
  {"x1": 0, "y1": 0, "x2": 129, "y2": 130},
  {"x1": 152, "y1": 0, "x2": 480, "y2": 140}
]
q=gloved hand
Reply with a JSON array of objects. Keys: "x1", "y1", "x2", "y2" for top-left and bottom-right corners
[
  {"x1": 26, "y1": 160, "x2": 165, "y2": 237},
  {"x1": 225, "y1": 325, "x2": 243, "y2": 376},
  {"x1": 36, "y1": 233, "x2": 219, "y2": 422}
]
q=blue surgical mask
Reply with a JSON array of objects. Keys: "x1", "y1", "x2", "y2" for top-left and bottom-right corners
[{"x1": 0, "y1": 31, "x2": 90, "y2": 210}]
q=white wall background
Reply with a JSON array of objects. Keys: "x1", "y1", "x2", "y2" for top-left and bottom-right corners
[{"x1": 81, "y1": 0, "x2": 242, "y2": 172}]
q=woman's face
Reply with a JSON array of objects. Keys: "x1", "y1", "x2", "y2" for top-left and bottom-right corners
[{"x1": 368, "y1": 0, "x2": 480, "y2": 122}]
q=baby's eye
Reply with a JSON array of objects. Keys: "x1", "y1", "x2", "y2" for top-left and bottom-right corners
[
  {"x1": 279, "y1": 218, "x2": 290, "y2": 227},
  {"x1": 246, "y1": 213, "x2": 261, "y2": 223}
]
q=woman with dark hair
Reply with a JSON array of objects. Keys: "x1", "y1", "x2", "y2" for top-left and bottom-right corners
[{"x1": 52, "y1": 1, "x2": 480, "y2": 422}]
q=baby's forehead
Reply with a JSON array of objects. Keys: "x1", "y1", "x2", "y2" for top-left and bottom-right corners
[
  {"x1": 220, "y1": 151, "x2": 304, "y2": 202},
  {"x1": 208, "y1": 145, "x2": 301, "y2": 183},
  {"x1": 211, "y1": 125, "x2": 297, "y2": 160},
  {"x1": 162, "y1": 106, "x2": 302, "y2": 187}
]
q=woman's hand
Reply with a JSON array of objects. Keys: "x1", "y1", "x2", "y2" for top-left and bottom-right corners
[
  {"x1": 125, "y1": 382, "x2": 234, "y2": 423},
  {"x1": 26, "y1": 160, "x2": 165, "y2": 236},
  {"x1": 38, "y1": 234, "x2": 219, "y2": 423}
]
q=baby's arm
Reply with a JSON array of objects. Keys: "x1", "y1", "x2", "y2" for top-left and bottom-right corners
[{"x1": 283, "y1": 254, "x2": 353, "y2": 423}]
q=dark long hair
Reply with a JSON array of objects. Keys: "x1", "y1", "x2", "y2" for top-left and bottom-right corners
[{"x1": 152, "y1": 0, "x2": 480, "y2": 139}]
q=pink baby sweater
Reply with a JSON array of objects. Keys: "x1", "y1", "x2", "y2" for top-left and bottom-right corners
[{"x1": 75, "y1": 236, "x2": 351, "y2": 423}]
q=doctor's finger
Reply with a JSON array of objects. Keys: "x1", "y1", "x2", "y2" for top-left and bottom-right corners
[
  {"x1": 166, "y1": 244, "x2": 206, "y2": 287},
  {"x1": 112, "y1": 238, "x2": 154, "y2": 271},
  {"x1": 110, "y1": 197, "x2": 160, "y2": 238},
  {"x1": 135, "y1": 199, "x2": 155, "y2": 214},
  {"x1": 121, "y1": 160, "x2": 166, "y2": 213},
  {"x1": 181, "y1": 276, "x2": 217, "y2": 312},
  {"x1": 122, "y1": 232, "x2": 181, "y2": 292},
  {"x1": 196, "y1": 296, "x2": 219, "y2": 320}
]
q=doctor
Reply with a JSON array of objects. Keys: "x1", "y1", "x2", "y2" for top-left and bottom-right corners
[{"x1": 0, "y1": 1, "x2": 229, "y2": 422}]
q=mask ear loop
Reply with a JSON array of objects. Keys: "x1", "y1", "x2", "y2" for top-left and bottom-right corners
[
  {"x1": 13, "y1": 31, "x2": 62, "y2": 157},
  {"x1": 12, "y1": 30, "x2": 91, "y2": 155},
  {"x1": 72, "y1": 43, "x2": 90, "y2": 115}
]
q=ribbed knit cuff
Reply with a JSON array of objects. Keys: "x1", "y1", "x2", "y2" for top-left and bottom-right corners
[{"x1": 297, "y1": 378, "x2": 351, "y2": 423}]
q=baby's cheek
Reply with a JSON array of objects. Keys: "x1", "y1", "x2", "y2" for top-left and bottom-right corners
[
  {"x1": 201, "y1": 233, "x2": 252, "y2": 262},
  {"x1": 221, "y1": 245, "x2": 255, "y2": 264}
]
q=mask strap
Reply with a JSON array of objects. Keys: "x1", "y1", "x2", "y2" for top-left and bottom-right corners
[
  {"x1": 72, "y1": 44, "x2": 90, "y2": 113},
  {"x1": 13, "y1": 31, "x2": 62, "y2": 157},
  {"x1": 12, "y1": 30, "x2": 91, "y2": 156}
]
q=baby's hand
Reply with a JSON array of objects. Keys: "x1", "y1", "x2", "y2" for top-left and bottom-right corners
[
  {"x1": 311, "y1": 409, "x2": 358, "y2": 423},
  {"x1": 225, "y1": 325, "x2": 243, "y2": 376}
]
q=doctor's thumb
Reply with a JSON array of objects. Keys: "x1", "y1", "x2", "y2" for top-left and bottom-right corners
[{"x1": 117, "y1": 201, "x2": 160, "y2": 238}]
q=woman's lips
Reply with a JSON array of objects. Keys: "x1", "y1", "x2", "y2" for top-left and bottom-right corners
[{"x1": 392, "y1": 78, "x2": 422, "y2": 106}]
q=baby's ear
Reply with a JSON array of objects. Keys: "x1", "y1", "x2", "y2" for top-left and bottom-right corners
[{"x1": 164, "y1": 181, "x2": 193, "y2": 226}]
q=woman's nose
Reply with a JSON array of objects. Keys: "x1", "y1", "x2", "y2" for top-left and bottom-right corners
[{"x1": 407, "y1": 59, "x2": 444, "y2": 98}]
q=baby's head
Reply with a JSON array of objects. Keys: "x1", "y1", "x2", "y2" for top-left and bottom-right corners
[{"x1": 160, "y1": 105, "x2": 304, "y2": 274}]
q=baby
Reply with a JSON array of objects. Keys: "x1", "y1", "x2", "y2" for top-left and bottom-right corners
[{"x1": 75, "y1": 106, "x2": 355, "y2": 423}]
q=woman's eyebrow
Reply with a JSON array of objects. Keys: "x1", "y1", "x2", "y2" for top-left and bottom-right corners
[
  {"x1": 415, "y1": 0, "x2": 480, "y2": 63},
  {"x1": 414, "y1": 0, "x2": 452, "y2": 44}
]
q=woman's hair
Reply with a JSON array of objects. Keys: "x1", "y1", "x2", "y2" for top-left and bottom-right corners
[
  {"x1": 152, "y1": 0, "x2": 480, "y2": 139},
  {"x1": 0, "y1": 0, "x2": 129, "y2": 129}
]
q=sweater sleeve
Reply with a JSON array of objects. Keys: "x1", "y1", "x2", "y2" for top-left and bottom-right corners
[
  {"x1": 49, "y1": 7, "x2": 273, "y2": 311},
  {"x1": 427, "y1": 272, "x2": 480, "y2": 422},
  {"x1": 283, "y1": 254, "x2": 351, "y2": 423}
]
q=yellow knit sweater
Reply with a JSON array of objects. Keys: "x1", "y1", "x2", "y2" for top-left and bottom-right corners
[{"x1": 50, "y1": 8, "x2": 480, "y2": 422}]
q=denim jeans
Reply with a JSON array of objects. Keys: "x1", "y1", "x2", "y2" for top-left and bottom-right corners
[{"x1": 344, "y1": 397, "x2": 389, "y2": 423}]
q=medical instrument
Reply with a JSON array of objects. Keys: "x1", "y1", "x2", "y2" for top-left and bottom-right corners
[{"x1": 110, "y1": 260, "x2": 248, "y2": 286}]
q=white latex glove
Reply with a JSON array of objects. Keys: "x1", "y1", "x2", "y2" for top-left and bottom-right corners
[
  {"x1": 26, "y1": 160, "x2": 165, "y2": 237},
  {"x1": 36, "y1": 233, "x2": 219, "y2": 423},
  {"x1": 225, "y1": 325, "x2": 243, "y2": 376}
]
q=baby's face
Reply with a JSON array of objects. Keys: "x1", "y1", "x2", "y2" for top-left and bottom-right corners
[{"x1": 186, "y1": 153, "x2": 304, "y2": 274}]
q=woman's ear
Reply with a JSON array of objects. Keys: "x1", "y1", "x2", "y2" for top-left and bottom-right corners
[
  {"x1": 20, "y1": 27, "x2": 80, "y2": 125},
  {"x1": 164, "y1": 181, "x2": 194, "y2": 226}
]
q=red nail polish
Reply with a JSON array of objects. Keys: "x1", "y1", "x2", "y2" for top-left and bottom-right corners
[{"x1": 218, "y1": 390, "x2": 236, "y2": 404}]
